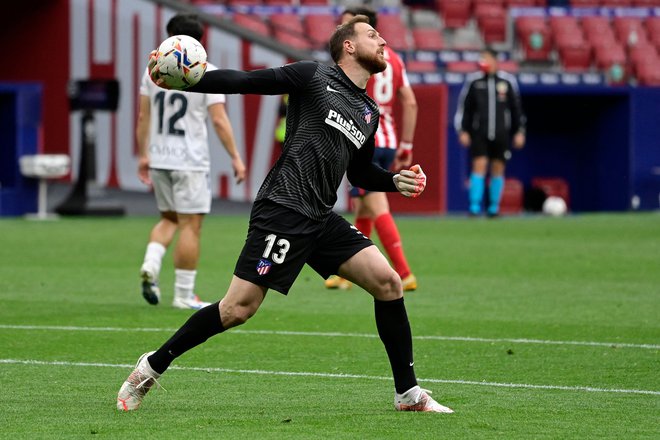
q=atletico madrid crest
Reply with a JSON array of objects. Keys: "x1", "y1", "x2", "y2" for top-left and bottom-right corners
[
  {"x1": 363, "y1": 105, "x2": 372, "y2": 124},
  {"x1": 256, "y1": 259, "x2": 272, "y2": 275}
]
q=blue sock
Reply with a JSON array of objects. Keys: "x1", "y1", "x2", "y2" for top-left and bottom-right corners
[
  {"x1": 469, "y1": 173, "x2": 485, "y2": 214},
  {"x1": 488, "y1": 176, "x2": 505, "y2": 215}
]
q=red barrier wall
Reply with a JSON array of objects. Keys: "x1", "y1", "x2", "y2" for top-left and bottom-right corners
[
  {"x1": 0, "y1": 0, "x2": 70, "y2": 154},
  {"x1": 388, "y1": 84, "x2": 448, "y2": 214}
]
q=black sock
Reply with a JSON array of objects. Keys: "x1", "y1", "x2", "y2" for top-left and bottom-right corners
[
  {"x1": 148, "y1": 301, "x2": 225, "y2": 374},
  {"x1": 374, "y1": 297, "x2": 418, "y2": 394}
]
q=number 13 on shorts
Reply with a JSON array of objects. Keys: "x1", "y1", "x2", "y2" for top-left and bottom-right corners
[{"x1": 263, "y1": 234, "x2": 290, "y2": 264}]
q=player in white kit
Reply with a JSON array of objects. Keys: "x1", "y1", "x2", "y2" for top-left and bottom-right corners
[{"x1": 136, "y1": 13, "x2": 246, "y2": 309}]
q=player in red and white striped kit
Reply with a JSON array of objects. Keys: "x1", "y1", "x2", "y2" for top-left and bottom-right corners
[{"x1": 326, "y1": 6, "x2": 419, "y2": 292}]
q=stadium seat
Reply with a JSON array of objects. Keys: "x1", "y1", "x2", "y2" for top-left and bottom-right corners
[
  {"x1": 437, "y1": 0, "x2": 472, "y2": 29},
  {"x1": 405, "y1": 60, "x2": 438, "y2": 72},
  {"x1": 633, "y1": 0, "x2": 660, "y2": 6},
  {"x1": 629, "y1": 44, "x2": 659, "y2": 76},
  {"x1": 531, "y1": 177, "x2": 570, "y2": 209},
  {"x1": 498, "y1": 178, "x2": 524, "y2": 215},
  {"x1": 473, "y1": 0, "x2": 505, "y2": 6},
  {"x1": 412, "y1": 28, "x2": 445, "y2": 51},
  {"x1": 304, "y1": 14, "x2": 337, "y2": 49},
  {"x1": 549, "y1": 15, "x2": 581, "y2": 36},
  {"x1": 299, "y1": 0, "x2": 329, "y2": 4},
  {"x1": 475, "y1": 4, "x2": 507, "y2": 43},
  {"x1": 233, "y1": 13, "x2": 270, "y2": 37},
  {"x1": 497, "y1": 59, "x2": 520, "y2": 72},
  {"x1": 262, "y1": 0, "x2": 292, "y2": 5},
  {"x1": 378, "y1": 14, "x2": 412, "y2": 51},
  {"x1": 515, "y1": 17, "x2": 553, "y2": 61},
  {"x1": 636, "y1": 59, "x2": 660, "y2": 85},
  {"x1": 570, "y1": 0, "x2": 601, "y2": 6},
  {"x1": 613, "y1": 17, "x2": 648, "y2": 47},
  {"x1": 445, "y1": 61, "x2": 479, "y2": 72},
  {"x1": 558, "y1": 42, "x2": 593, "y2": 71},
  {"x1": 582, "y1": 16, "x2": 617, "y2": 48},
  {"x1": 601, "y1": 0, "x2": 632, "y2": 5},
  {"x1": 506, "y1": 0, "x2": 540, "y2": 6},
  {"x1": 226, "y1": 0, "x2": 262, "y2": 5},
  {"x1": 269, "y1": 13, "x2": 309, "y2": 50},
  {"x1": 270, "y1": 13, "x2": 304, "y2": 35}
]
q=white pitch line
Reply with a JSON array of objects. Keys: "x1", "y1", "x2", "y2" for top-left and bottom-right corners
[
  {"x1": 0, "y1": 324, "x2": 658, "y2": 350},
  {"x1": 1, "y1": 358, "x2": 658, "y2": 396}
]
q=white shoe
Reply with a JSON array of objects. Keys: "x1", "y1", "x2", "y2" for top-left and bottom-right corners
[
  {"x1": 172, "y1": 294, "x2": 211, "y2": 310},
  {"x1": 394, "y1": 385, "x2": 454, "y2": 413},
  {"x1": 140, "y1": 265, "x2": 160, "y2": 305},
  {"x1": 117, "y1": 351, "x2": 161, "y2": 411}
]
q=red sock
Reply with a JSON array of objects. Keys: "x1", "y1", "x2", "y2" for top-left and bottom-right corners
[
  {"x1": 355, "y1": 217, "x2": 373, "y2": 238},
  {"x1": 374, "y1": 213, "x2": 410, "y2": 279}
]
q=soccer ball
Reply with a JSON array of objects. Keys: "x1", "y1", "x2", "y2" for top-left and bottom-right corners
[
  {"x1": 153, "y1": 35, "x2": 207, "y2": 89},
  {"x1": 542, "y1": 196, "x2": 567, "y2": 217}
]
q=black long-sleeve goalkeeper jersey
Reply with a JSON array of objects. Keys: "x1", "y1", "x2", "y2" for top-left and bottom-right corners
[
  {"x1": 454, "y1": 71, "x2": 526, "y2": 142},
  {"x1": 188, "y1": 61, "x2": 396, "y2": 220}
]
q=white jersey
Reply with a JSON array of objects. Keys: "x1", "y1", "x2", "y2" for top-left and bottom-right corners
[{"x1": 140, "y1": 64, "x2": 225, "y2": 171}]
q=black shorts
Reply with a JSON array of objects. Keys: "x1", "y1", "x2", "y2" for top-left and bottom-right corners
[
  {"x1": 470, "y1": 136, "x2": 510, "y2": 161},
  {"x1": 234, "y1": 200, "x2": 373, "y2": 295}
]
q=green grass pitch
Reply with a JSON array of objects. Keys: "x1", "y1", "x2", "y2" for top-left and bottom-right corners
[{"x1": 0, "y1": 212, "x2": 658, "y2": 439}]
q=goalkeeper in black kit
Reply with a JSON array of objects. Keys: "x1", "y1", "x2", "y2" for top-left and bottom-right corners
[{"x1": 117, "y1": 15, "x2": 453, "y2": 414}]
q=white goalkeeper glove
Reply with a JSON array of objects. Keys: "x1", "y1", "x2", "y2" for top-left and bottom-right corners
[{"x1": 393, "y1": 164, "x2": 427, "y2": 198}]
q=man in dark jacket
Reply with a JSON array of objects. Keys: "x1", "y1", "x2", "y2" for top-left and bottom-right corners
[{"x1": 454, "y1": 48, "x2": 526, "y2": 217}]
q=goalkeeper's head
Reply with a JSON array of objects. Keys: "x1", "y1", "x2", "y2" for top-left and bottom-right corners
[{"x1": 341, "y1": 6, "x2": 378, "y2": 28}]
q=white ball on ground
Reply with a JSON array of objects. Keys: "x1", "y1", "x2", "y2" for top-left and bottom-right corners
[{"x1": 542, "y1": 196, "x2": 568, "y2": 217}]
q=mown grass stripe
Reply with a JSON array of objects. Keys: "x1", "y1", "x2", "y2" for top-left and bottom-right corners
[
  {"x1": 0, "y1": 324, "x2": 657, "y2": 350},
  {"x1": 1, "y1": 358, "x2": 658, "y2": 396}
]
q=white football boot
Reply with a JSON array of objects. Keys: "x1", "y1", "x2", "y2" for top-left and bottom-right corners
[
  {"x1": 117, "y1": 351, "x2": 161, "y2": 411},
  {"x1": 172, "y1": 294, "x2": 211, "y2": 310},
  {"x1": 394, "y1": 385, "x2": 454, "y2": 413},
  {"x1": 140, "y1": 264, "x2": 161, "y2": 305}
]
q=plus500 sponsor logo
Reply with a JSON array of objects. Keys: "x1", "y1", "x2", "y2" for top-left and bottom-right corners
[{"x1": 324, "y1": 110, "x2": 366, "y2": 148}]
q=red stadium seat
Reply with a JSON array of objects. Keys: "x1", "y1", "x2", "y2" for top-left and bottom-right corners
[
  {"x1": 633, "y1": 0, "x2": 660, "y2": 5},
  {"x1": 233, "y1": 14, "x2": 270, "y2": 37},
  {"x1": 405, "y1": 60, "x2": 438, "y2": 72},
  {"x1": 498, "y1": 60, "x2": 520, "y2": 73},
  {"x1": 299, "y1": 0, "x2": 329, "y2": 4},
  {"x1": 515, "y1": 17, "x2": 553, "y2": 61},
  {"x1": 273, "y1": 31, "x2": 312, "y2": 50},
  {"x1": 270, "y1": 13, "x2": 304, "y2": 35},
  {"x1": 226, "y1": 0, "x2": 262, "y2": 5},
  {"x1": 304, "y1": 14, "x2": 337, "y2": 49},
  {"x1": 270, "y1": 14, "x2": 309, "y2": 50},
  {"x1": 378, "y1": 14, "x2": 411, "y2": 51},
  {"x1": 532, "y1": 177, "x2": 570, "y2": 209},
  {"x1": 445, "y1": 61, "x2": 479, "y2": 72},
  {"x1": 506, "y1": 0, "x2": 539, "y2": 6},
  {"x1": 438, "y1": 0, "x2": 472, "y2": 29},
  {"x1": 474, "y1": 0, "x2": 505, "y2": 6},
  {"x1": 629, "y1": 44, "x2": 659, "y2": 76},
  {"x1": 499, "y1": 178, "x2": 524, "y2": 215},
  {"x1": 558, "y1": 42, "x2": 593, "y2": 71},
  {"x1": 601, "y1": 0, "x2": 632, "y2": 5},
  {"x1": 570, "y1": 0, "x2": 601, "y2": 6},
  {"x1": 636, "y1": 59, "x2": 660, "y2": 85},
  {"x1": 412, "y1": 28, "x2": 445, "y2": 51},
  {"x1": 582, "y1": 16, "x2": 617, "y2": 48},
  {"x1": 613, "y1": 17, "x2": 648, "y2": 47},
  {"x1": 475, "y1": 4, "x2": 507, "y2": 43}
]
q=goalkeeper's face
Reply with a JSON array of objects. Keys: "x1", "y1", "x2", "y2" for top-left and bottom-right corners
[{"x1": 353, "y1": 23, "x2": 387, "y2": 75}]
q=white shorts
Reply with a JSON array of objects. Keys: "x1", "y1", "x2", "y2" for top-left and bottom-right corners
[{"x1": 150, "y1": 169, "x2": 211, "y2": 214}]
